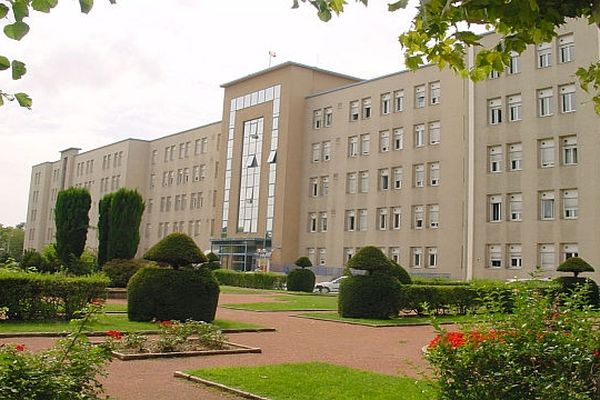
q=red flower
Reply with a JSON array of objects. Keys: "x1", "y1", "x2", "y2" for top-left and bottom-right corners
[
  {"x1": 593, "y1": 350, "x2": 600, "y2": 358},
  {"x1": 428, "y1": 335, "x2": 442, "y2": 349},
  {"x1": 159, "y1": 320, "x2": 173, "y2": 328},
  {"x1": 15, "y1": 344, "x2": 25, "y2": 352},
  {"x1": 106, "y1": 330, "x2": 123, "y2": 340},
  {"x1": 428, "y1": 331, "x2": 466, "y2": 349}
]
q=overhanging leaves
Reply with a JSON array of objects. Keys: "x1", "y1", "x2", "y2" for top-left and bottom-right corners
[
  {"x1": 11, "y1": 60, "x2": 27, "y2": 80},
  {"x1": 79, "y1": 0, "x2": 94, "y2": 14},
  {"x1": 15, "y1": 92, "x2": 32, "y2": 109},
  {"x1": 4, "y1": 21, "x2": 30, "y2": 41}
]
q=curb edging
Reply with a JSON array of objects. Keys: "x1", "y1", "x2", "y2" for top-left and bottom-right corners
[{"x1": 174, "y1": 371, "x2": 270, "y2": 400}]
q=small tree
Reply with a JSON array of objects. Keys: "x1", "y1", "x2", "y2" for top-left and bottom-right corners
[
  {"x1": 346, "y1": 246, "x2": 392, "y2": 275},
  {"x1": 143, "y1": 233, "x2": 207, "y2": 269},
  {"x1": 294, "y1": 256, "x2": 312, "y2": 269},
  {"x1": 97, "y1": 192, "x2": 114, "y2": 266},
  {"x1": 54, "y1": 188, "x2": 91, "y2": 270},
  {"x1": 203, "y1": 252, "x2": 221, "y2": 271},
  {"x1": 287, "y1": 256, "x2": 315, "y2": 292},
  {"x1": 557, "y1": 257, "x2": 595, "y2": 278},
  {"x1": 107, "y1": 188, "x2": 144, "y2": 261}
]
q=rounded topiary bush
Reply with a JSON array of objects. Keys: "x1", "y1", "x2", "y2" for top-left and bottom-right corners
[
  {"x1": 203, "y1": 252, "x2": 221, "y2": 271},
  {"x1": 143, "y1": 233, "x2": 206, "y2": 269},
  {"x1": 338, "y1": 274, "x2": 401, "y2": 319},
  {"x1": 557, "y1": 257, "x2": 595, "y2": 278},
  {"x1": 386, "y1": 261, "x2": 412, "y2": 284},
  {"x1": 554, "y1": 276, "x2": 599, "y2": 308},
  {"x1": 128, "y1": 267, "x2": 220, "y2": 322},
  {"x1": 102, "y1": 259, "x2": 156, "y2": 288},
  {"x1": 287, "y1": 269, "x2": 316, "y2": 292},
  {"x1": 346, "y1": 246, "x2": 392, "y2": 274}
]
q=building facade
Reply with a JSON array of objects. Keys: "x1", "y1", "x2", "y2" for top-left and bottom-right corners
[{"x1": 25, "y1": 19, "x2": 600, "y2": 281}]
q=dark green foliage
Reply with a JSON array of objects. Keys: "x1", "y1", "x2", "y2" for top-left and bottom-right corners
[
  {"x1": 39, "y1": 243, "x2": 61, "y2": 273},
  {"x1": 294, "y1": 256, "x2": 312, "y2": 269},
  {"x1": 0, "y1": 271, "x2": 108, "y2": 320},
  {"x1": 213, "y1": 269, "x2": 287, "y2": 289},
  {"x1": 107, "y1": 188, "x2": 144, "y2": 261},
  {"x1": 386, "y1": 261, "x2": 412, "y2": 284},
  {"x1": 557, "y1": 256, "x2": 595, "y2": 277},
  {"x1": 554, "y1": 276, "x2": 599, "y2": 308},
  {"x1": 338, "y1": 274, "x2": 401, "y2": 319},
  {"x1": 203, "y1": 252, "x2": 221, "y2": 271},
  {"x1": 286, "y1": 268, "x2": 316, "y2": 292},
  {"x1": 54, "y1": 188, "x2": 91, "y2": 271},
  {"x1": 143, "y1": 232, "x2": 206, "y2": 269},
  {"x1": 398, "y1": 285, "x2": 480, "y2": 315},
  {"x1": 410, "y1": 276, "x2": 466, "y2": 286},
  {"x1": 97, "y1": 193, "x2": 113, "y2": 266},
  {"x1": 346, "y1": 246, "x2": 392, "y2": 274},
  {"x1": 128, "y1": 268, "x2": 220, "y2": 322},
  {"x1": 19, "y1": 249, "x2": 43, "y2": 270},
  {"x1": 102, "y1": 259, "x2": 157, "y2": 288}
]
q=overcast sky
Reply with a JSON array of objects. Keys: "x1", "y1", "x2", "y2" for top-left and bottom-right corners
[{"x1": 1, "y1": 0, "x2": 420, "y2": 226}]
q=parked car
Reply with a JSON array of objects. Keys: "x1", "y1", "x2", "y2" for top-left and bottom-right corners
[{"x1": 314, "y1": 276, "x2": 346, "y2": 293}]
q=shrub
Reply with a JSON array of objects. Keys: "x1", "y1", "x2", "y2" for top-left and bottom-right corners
[
  {"x1": 386, "y1": 261, "x2": 412, "y2": 284},
  {"x1": 338, "y1": 274, "x2": 401, "y2": 319},
  {"x1": 19, "y1": 249, "x2": 43, "y2": 270},
  {"x1": 294, "y1": 256, "x2": 312, "y2": 268},
  {"x1": 102, "y1": 259, "x2": 157, "y2": 288},
  {"x1": 40, "y1": 243, "x2": 61, "y2": 273},
  {"x1": 287, "y1": 268, "x2": 316, "y2": 292},
  {"x1": 128, "y1": 268, "x2": 219, "y2": 322},
  {"x1": 0, "y1": 271, "x2": 108, "y2": 320},
  {"x1": 54, "y1": 188, "x2": 91, "y2": 271},
  {"x1": 203, "y1": 252, "x2": 221, "y2": 271},
  {"x1": 143, "y1": 233, "x2": 206, "y2": 269},
  {"x1": 107, "y1": 188, "x2": 145, "y2": 261},
  {"x1": 554, "y1": 276, "x2": 599, "y2": 308},
  {"x1": 410, "y1": 276, "x2": 467, "y2": 286},
  {"x1": 213, "y1": 269, "x2": 286, "y2": 289},
  {"x1": 398, "y1": 285, "x2": 479, "y2": 315},
  {"x1": 97, "y1": 193, "x2": 114, "y2": 266},
  {"x1": 557, "y1": 256, "x2": 595, "y2": 277},
  {"x1": 346, "y1": 246, "x2": 392, "y2": 274}
]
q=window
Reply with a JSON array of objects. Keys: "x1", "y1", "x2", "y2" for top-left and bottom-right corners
[
  {"x1": 507, "y1": 52, "x2": 520, "y2": 74},
  {"x1": 313, "y1": 109, "x2": 322, "y2": 129},
  {"x1": 537, "y1": 42, "x2": 552, "y2": 68},
  {"x1": 427, "y1": 247, "x2": 438, "y2": 268},
  {"x1": 562, "y1": 243, "x2": 579, "y2": 260},
  {"x1": 558, "y1": 34, "x2": 574, "y2": 63},
  {"x1": 393, "y1": 128, "x2": 404, "y2": 150},
  {"x1": 308, "y1": 212, "x2": 317, "y2": 233},
  {"x1": 381, "y1": 93, "x2": 391, "y2": 115},
  {"x1": 489, "y1": 195, "x2": 502, "y2": 222},
  {"x1": 539, "y1": 244, "x2": 555, "y2": 270},
  {"x1": 488, "y1": 69, "x2": 499, "y2": 79},
  {"x1": 345, "y1": 210, "x2": 356, "y2": 231},
  {"x1": 348, "y1": 136, "x2": 358, "y2": 157},
  {"x1": 415, "y1": 85, "x2": 426, "y2": 108},
  {"x1": 359, "y1": 171, "x2": 369, "y2": 193},
  {"x1": 414, "y1": 124, "x2": 425, "y2": 147},
  {"x1": 307, "y1": 248, "x2": 316, "y2": 265},
  {"x1": 489, "y1": 145, "x2": 503, "y2": 173},
  {"x1": 322, "y1": 141, "x2": 331, "y2": 161},
  {"x1": 380, "y1": 130, "x2": 390, "y2": 152},
  {"x1": 318, "y1": 248, "x2": 326, "y2": 265},
  {"x1": 508, "y1": 244, "x2": 522, "y2": 269},
  {"x1": 560, "y1": 84, "x2": 576, "y2": 113},
  {"x1": 429, "y1": 121, "x2": 440, "y2": 145},
  {"x1": 414, "y1": 164, "x2": 425, "y2": 188},
  {"x1": 509, "y1": 193, "x2": 523, "y2": 221},
  {"x1": 358, "y1": 209, "x2": 368, "y2": 231},
  {"x1": 429, "y1": 81, "x2": 441, "y2": 105},
  {"x1": 390, "y1": 247, "x2": 401, "y2": 263},
  {"x1": 393, "y1": 167, "x2": 403, "y2": 190},
  {"x1": 310, "y1": 177, "x2": 319, "y2": 197},
  {"x1": 311, "y1": 143, "x2": 321, "y2": 163},
  {"x1": 324, "y1": 107, "x2": 333, "y2": 127},
  {"x1": 413, "y1": 205, "x2": 424, "y2": 229},
  {"x1": 429, "y1": 162, "x2": 440, "y2": 186},
  {"x1": 320, "y1": 176, "x2": 329, "y2": 196},
  {"x1": 360, "y1": 134, "x2": 370, "y2": 156},
  {"x1": 488, "y1": 98, "x2": 502, "y2": 124},
  {"x1": 411, "y1": 247, "x2": 423, "y2": 268},
  {"x1": 508, "y1": 94, "x2": 522, "y2": 122},
  {"x1": 346, "y1": 172, "x2": 358, "y2": 193},
  {"x1": 508, "y1": 143, "x2": 522, "y2": 171},
  {"x1": 562, "y1": 136, "x2": 578, "y2": 165},
  {"x1": 344, "y1": 248, "x2": 355, "y2": 264},
  {"x1": 394, "y1": 90, "x2": 404, "y2": 112},
  {"x1": 539, "y1": 139, "x2": 555, "y2": 167},
  {"x1": 378, "y1": 168, "x2": 389, "y2": 191},
  {"x1": 538, "y1": 88, "x2": 554, "y2": 117},
  {"x1": 562, "y1": 189, "x2": 578, "y2": 219},
  {"x1": 429, "y1": 204, "x2": 439, "y2": 228},
  {"x1": 540, "y1": 191, "x2": 555, "y2": 220},
  {"x1": 488, "y1": 244, "x2": 502, "y2": 268},
  {"x1": 320, "y1": 212, "x2": 328, "y2": 232},
  {"x1": 392, "y1": 207, "x2": 402, "y2": 229},
  {"x1": 377, "y1": 208, "x2": 388, "y2": 230},
  {"x1": 350, "y1": 100, "x2": 359, "y2": 121},
  {"x1": 362, "y1": 98, "x2": 372, "y2": 119}
]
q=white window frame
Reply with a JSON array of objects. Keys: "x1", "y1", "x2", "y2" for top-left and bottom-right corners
[
  {"x1": 539, "y1": 244, "x2": 555, "y2": 270},
  {"x1": 537, "y1": 42, "x2": 552, "y2": 68},
  {"x1": 508, "y1": 244, "x2": 522, "y2": 269},
  {"x1": 560, "y1": 84, "x2": 576, "y2": 113},
  {"x1": 394, "y1": 90, "x2": 404, "y2": 112},
  {"x1": 429, "y1": 162, "x2": 440, "y2": 186},
  {"x1": 540, "y1": 191, "x2": 555, "y2": 220},
  {"x1": 413, "y1": 205, "x2": 424, "y2": 229},
  {"x1": 488, "y1": 98, "x2": 502, "y2": 125},
  {"x1": 562, "y1": 189, "x2": 578, "y2": 220},
  {"x1": 488, "y1": 244, "x2": 502, "y2": 268},
  {"x1": 539, "y1": 139, "x2": 555, "y2": 168},
  {"x1": 429, "y1": 81, "x2": 441, "y2": 105},
  {"x1": 415, "y1": 85, "x2": 426, "y2": 108},
  {"x1": 429, "y1": 204, "x2": 439, "y2": 228},
  {"x1": 508, "y1": 143, "x2": 522, "y2": 171},
  {"x1": 509, "y1": 193, "x2": 523, "y2": 222},
  {"x1": 414, "y1": 164, "x2": 425, "y2": 188},
  {"x1": 558, "y1": 34, "x2": 574, "y2": 64},
  {"x1": 427, "y1": 247, "x2": 438, "y2": 268},
  {"x1": 381, "y1": 93, "x2": 391, "y2": 115},
  {"x1": 562, "y1": 136, "x2": 578, "y2": 166},
  {"x1": 429, "y1": 121, "x2": 440, "y2": 145},
  {"x1": 508, "y1": 94, "x2": 522, "y2": 122},
  {"x1": 538, "y1": 88, "x2": 554, "y2": 117},
  {"x1": 489, "y1": 145, "x2": 503, "y2": 173},
  {"x1": 411, "y1": 247, "x2": 423, "y2": 268},
  {"x1": 414, "y1": 124, "x2": 425, "y2": 148},
  {"x1": 393, "y1": 128, "x2": 404, "y2": 150}
]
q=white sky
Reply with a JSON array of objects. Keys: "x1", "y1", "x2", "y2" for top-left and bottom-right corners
[{"x1": 0, "y1": 0, "x2": 420, "y2": 226}]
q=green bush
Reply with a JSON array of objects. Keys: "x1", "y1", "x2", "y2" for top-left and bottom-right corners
[
  {"x1": 128, "y1": 268, "x2": 220, "y2": 322},
  {"x1": 286, "y1": 268, "x2": 316, "y2": 292},
  {"x1": 143, "y1": 233, "x2": 206, "y2": 269},
  {"x1": 19, "y1": 249, "x2": 43, "y2": 270},
  {"x1": 554, "y1": 276, "x2": 599, "y2": 308},
  {"x1": 294, "y1": 256, "x2": 312, "y2": 269},
  {"x1": 40, "y1": 243, "x2": 61, "y2": 273},
  {"x1": 338, "y1": 274, "x2": 401, "y2": 319},
  {"x1": 557, "y1": 256, "x2": 595, "y2": 277},
  {"x1": 102, "y1": 259, "x2": 157, "y2": 288},
  {"x1": 386, "y1": 261, "x2": 412, "y2": 284},
  {"x1": 97, "y1": 193, "x2": 114, "y2": 266},
  {"x1": 203, "y1": 252, "x2": 221, "y2": 271},
  {"x1": 213, "y1": 269, "x2": 286, "y2": 289},
  {"x1": 346, "y1": 246, "x2": 392, "y2": 274},
  {"x1": 0, "y1": 271, "x2": 108, "y2": 320},
  {"x1": 398, "y1": 285, "x2": 479, "y2": 315},
  {"x1": 54, "y1": 188, "x2": 91, "y2": 271},
  {"x1": 411, "y1": 276, "x2": 467, "y2": 286},
  {"x1": 107, "y1": 188, "x2": 145, "y2": 261}
]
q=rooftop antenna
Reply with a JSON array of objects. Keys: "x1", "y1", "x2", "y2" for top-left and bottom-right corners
[{"x1": 268, "y1": 51, "x2": 277, "y2": 67}]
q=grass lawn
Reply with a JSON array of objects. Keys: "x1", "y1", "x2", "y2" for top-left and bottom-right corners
[
  {"x1": 0, "y1": 314, "x2": 264, "y2": 333},
  {"x1": 223, "y1": 294, "x2": 337, "y2": 311},
  {"x1": 297, "y1": 312, "x2": 481, "y2": 327},
  {"x1": 187, "y1": 362, "x2": 436, "y2": 400},
  {"x1": 219, "y1": 286, "x2": 270, "y2": 295}
]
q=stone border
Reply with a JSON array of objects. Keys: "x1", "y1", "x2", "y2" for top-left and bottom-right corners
[
  {"x1": 174, "y1": 371, "x2": 270, "y2": 400},
  {"x1": 0, "y1": 327, "x2": 276, "y2": 339},
  {"x1": 112, "y1": 341, "x2": 261, "y2": 361},
  {"x1": 293, "y1": 314, "x2": 459, "y2": 328}
]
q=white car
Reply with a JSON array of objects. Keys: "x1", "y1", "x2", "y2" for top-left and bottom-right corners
[{"x1": 314, "y1": 276, "x2": 346, "y2": 293}]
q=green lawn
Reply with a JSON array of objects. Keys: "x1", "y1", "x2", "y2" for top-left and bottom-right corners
[
  {"x1": 219, "y1": 286, "x2": 270, "y2": 294},
  {"x1": 298, "y1": 312, "x2": 480, "y2": 326},
  {"x1": 223, "y1": 294, "x2": 338, "y2": 311},
  {"x1": 103, "y1": 303, "x2": 127, "y2": 312},
  {"x1": 187, "y1": 362, "x2": 436, "y2": 400}
]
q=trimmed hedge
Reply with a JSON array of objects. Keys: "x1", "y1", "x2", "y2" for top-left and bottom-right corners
[
  {"x1": 338, "y1": 274, "x2": 401, "y2": 319},
  {"x1": 213, "y1": 269, "x2": 286, "y2": 290},
  {"x1": 128, "y1": 268, "x2": 220, "y2": 322},
  {"x1": 287, "y1": 268, "x2": 316, "y2": 292},
  {"x1": 554, "y1": 276, "x2": 599, "y2": 308},
  {"x1": 386, "y1": 261, "x2": 412, "y2": 284},
  {"x1": 143, "y1": 233, "x2": 206, "y2": 269},
  {"x1": 0, "y1": 271, "x2": 109, "y2": 320},
  {"x1": 102, "y1": 259, "x2": 157, "y2": 288},
  {"x1": 398, "y1": 285, "x2": 479, "y2": 315},
  {"x1": 346, "y1": 246, "x2": 392, "y2": 274}
]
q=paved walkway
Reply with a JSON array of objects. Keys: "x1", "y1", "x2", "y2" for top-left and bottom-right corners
[{"x1": 1, "y1": 292, "x2": 437, "y2": 400}]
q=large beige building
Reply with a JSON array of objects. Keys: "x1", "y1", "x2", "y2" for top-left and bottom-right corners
[{"x1": 25, "y1": 19, "x2": 600, "y2": 281}]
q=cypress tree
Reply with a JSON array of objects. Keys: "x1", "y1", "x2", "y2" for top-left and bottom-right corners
[
  {"x1": 107, "y1": 188, "x2": 145, "y2": 260},
  {"x1": 54, "y1": 187, "x2": 91, "y2": 268},
  {"x1": 97, "y1": 192, "x2": 114, "y2": 266}
]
